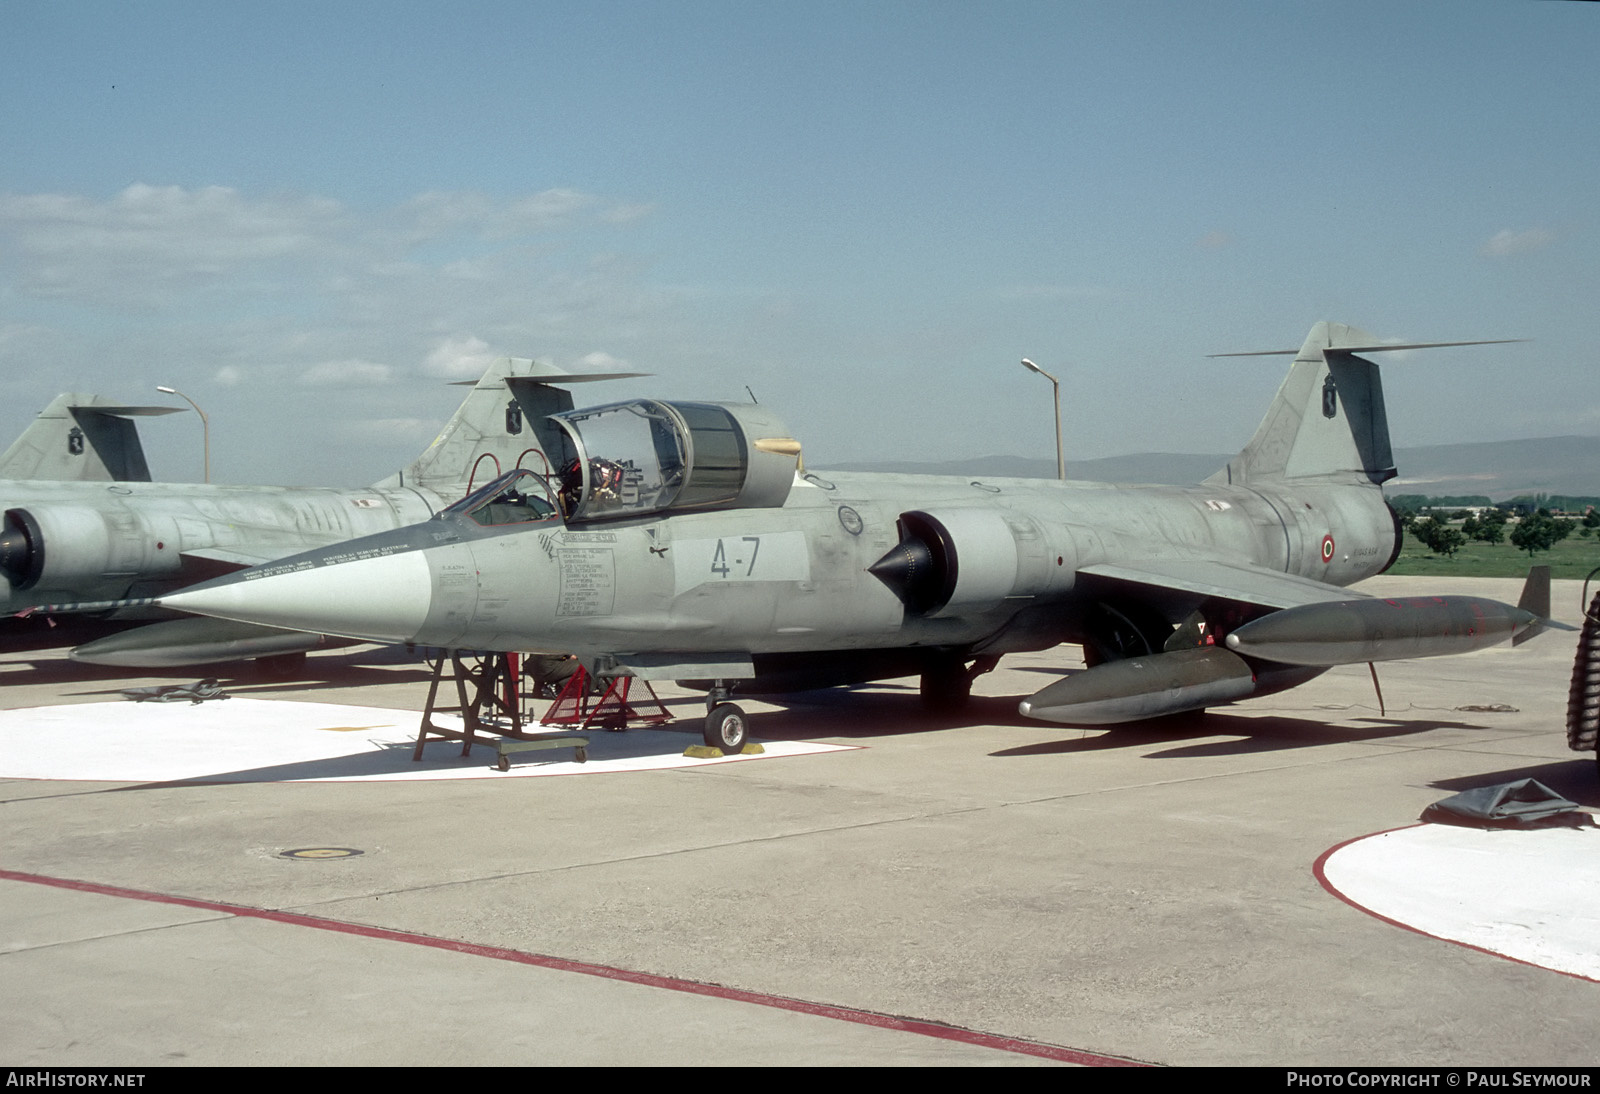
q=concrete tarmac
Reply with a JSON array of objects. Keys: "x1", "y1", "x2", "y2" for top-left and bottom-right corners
[{"x1": 2, "y1": 575, "x2": 1596, "y2": 1067}]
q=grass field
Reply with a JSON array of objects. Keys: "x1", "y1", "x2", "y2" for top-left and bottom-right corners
[{"x1": 1385, "y1": 533, "x2": 1600, "y2": 580}]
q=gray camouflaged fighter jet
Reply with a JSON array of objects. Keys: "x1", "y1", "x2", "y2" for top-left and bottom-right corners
[
  {"x1": 153, "y1": 323, "x2": 1559, "y2": 749},
  {"x1": 2, "y1": 358, "x2": 639, "y2": 668}
]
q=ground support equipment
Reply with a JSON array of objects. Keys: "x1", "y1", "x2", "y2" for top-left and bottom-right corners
[
  {"x1": 542, "y1": 665, "x2": 672, "y2": 732},
  {"x1": 414, "y1": 651, "x2": 587, "y2": 768}
]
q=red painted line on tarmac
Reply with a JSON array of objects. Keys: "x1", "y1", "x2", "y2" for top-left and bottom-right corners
[
  {"x1": 1312, "y1": 826, "x2": 1600, "y2": 985},
  {"x1": 0, "y1": 867, "x2": 1146, "y2": 1066}
]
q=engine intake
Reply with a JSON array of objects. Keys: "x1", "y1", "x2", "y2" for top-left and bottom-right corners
[
  {"x1": 869, "y1": 509, "x2": 1020, "y2": 617},
  {"x1": 0, "y1": 509, "x2": 44, "y2": 589}
]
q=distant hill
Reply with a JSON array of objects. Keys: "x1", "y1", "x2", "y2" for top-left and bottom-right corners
[{"x1": 820, "y1": 436, "x2": 1600, "y2": 500}]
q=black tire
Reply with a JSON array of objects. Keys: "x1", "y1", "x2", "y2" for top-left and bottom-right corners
[
  {"x1": 574, "y1": 746, "x2": 588, "y2": 763},
  {"x1": 496, "y1": 755, "x2": 510, "y2": 772},
  {"x1": 704, "y1": 703, "x2": 749, "y2": 753}
]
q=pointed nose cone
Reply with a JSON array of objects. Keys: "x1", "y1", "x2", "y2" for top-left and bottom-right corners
[{"x1": 162, "y1": 549, "x2": 436, "y2": 644}]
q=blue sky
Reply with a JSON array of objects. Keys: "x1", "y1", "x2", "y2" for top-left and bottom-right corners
[{"x1": 1, "y1": 1, "x2": 1594, "y2": 484}]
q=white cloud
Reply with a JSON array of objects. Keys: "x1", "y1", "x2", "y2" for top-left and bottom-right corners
[
  {"x1": 298, "y1": 359, "x2": 394, "y2": 386},
  {"x1": 1480, "y1": 228, "x2": 1555, "y2": 257},
  {"x1": 0, "y1": 183, "x2": 631, "y2": 308},
  {"x1": 397, "y1": 188, "x2": 597, "y2": 241},
  {"x1": 577, "y1": 351, "x2": 631, "y2": 372},
  {"x1": 424, "y1": 334, "x2": 498, "y2": 378},
  {"x1": 0, "y1": 185, "x2": 346, "y2": 302},
  {"x1": 0, "y1": 182, "x2": 681, "y2": 483},
  {"x1": 346, "y1": 417, "x2": 436, "y2": 440}
]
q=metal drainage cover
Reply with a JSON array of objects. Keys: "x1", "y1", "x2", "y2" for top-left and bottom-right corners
[{"x1": 280, "y1": 847, "x2": 364, "y2": 860}]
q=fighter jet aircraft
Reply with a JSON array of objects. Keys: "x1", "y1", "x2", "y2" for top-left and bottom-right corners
[
  {"x1": 150, "y1": 323, "x2": 1556, "y2": 748},
  {"x1": 3, "y1": 358, "x2": 639, "y2": 667}
]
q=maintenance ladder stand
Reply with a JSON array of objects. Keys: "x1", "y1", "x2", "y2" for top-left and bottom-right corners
[{"x1": 413, "y1": 653, "x2": 670, "y2": 770}]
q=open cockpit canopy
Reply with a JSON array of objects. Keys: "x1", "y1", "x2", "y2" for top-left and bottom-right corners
[
  {"x1": 443, "y1": 468, "x2": 562, "y2": 528},
  {"x1": 550, "y1": 399, "x2": 798, "y2": 523}
]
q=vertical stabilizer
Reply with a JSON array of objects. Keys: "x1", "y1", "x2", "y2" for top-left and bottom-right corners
[
  {"x1": 376, "y1": 359, "x2": 647, "y2": 492},
  {"x1": 1208, "y1": 322, "x2": 1395, "y2": 486},
  {"x1": 0, "y1": 395, "x2": 182, "y2": 482}
]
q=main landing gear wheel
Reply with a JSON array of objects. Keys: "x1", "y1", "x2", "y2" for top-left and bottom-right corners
[
  {"x1": 919, "y1": 653, "x2": 995, "y2": 715},
  {"x1": 704, "y1": 703, "x2": 749, "y2": 754}
]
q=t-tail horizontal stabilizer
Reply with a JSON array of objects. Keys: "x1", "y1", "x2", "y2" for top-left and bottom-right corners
[
  {"x1": 1206, "y1": 324, "x2": 1524, "y2": 489},
  {"x1": 377, "y1": 358, "x2": 649, "y2": 493},
  {"x1": 0, "y1": 394, "x2": 183, "y2": 482}
]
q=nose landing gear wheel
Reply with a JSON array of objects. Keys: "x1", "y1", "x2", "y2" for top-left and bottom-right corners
[{"x1": 704, "y1": 703, "x2": 749, "y2": 754}]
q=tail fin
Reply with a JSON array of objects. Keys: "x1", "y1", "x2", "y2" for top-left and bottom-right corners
[
  {"x1": 1207, "y1": 324, "x2": 1522, "y2": 487},
  {"x1": 1511, "y1": 564, "x2": 1577, "y2": 646},
  {"x1": 374, "y1": 358, "x2": 646, "y2": 492},
  {"x1": 1207, "y1": 322, "x2": 1396, "y2": 487},
  {"x1": 0, "y1": 395, "x2": 183, "y2": 482}
]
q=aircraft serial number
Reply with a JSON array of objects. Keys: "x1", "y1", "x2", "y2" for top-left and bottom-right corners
[
  {"x1": 673, "y1": 532, "x2": 810, "y2": 593},
  {"x1": 711, "y1": 537, "x2": 761, "y2": 578}
]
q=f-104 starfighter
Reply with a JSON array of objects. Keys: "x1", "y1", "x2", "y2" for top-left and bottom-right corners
[{"x1": 152, "y1": 323, "x2": 1558, "y2": 752}]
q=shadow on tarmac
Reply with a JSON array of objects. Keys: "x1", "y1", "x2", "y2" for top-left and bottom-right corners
[
  {"x1": 4, "y1": 649, "x2": 436, "y2": 699},
  {"x1": 987, "y1": 711, "x2": 1487, "y2": 759},
  {"x1": 1427, "y1": 758, "x2": 1600, "y2": 807}
]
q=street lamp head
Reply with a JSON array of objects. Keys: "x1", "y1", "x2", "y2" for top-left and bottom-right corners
[
  {"x1": 156, "y1": 386, "x2": 177, "y2": 394},
  {"x1": 1020, "y1": 358, "x2": 1060, "y2": 385}
]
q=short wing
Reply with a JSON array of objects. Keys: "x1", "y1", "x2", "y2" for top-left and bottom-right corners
[
  {"x1": 1076, "y1": 559, "x2": 1364, "y2": 614},
  {"x1": 179, "y1": 545, "x2": 280, "y2": 569}
]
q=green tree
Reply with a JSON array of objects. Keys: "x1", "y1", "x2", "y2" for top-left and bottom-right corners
[
  {"x1": 1412, "y1": 517, "x2": 1466, "y2": 557},
  {"x1": 1510, "y1": 509, "x2": 1575, "y2": 556},
  {"x1": 1465, "y1": 508, "x2": 1507, "y2": 545}
]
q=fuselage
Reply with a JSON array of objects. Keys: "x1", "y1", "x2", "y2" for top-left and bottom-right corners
[
  {"x1": 164, "y1": 467, "x2": 1399, "y2": 664},
  {"x1": 1, "y1": 479, "x2": 448, "y2": 617}
]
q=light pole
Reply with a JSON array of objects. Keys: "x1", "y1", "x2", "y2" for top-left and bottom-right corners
[
  {"x1": 1020, "y1": 358, "x2": 1064, "y2": 481},
  {"x1": 156, "y1": 385, "x2": 209, "y2": 483}
]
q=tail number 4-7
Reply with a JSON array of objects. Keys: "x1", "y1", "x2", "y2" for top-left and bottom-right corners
[
  {"x1": 673, "y1": 531, "x2": 808, "y2": 592},
  {"x1": 711, "y1": 536, "x2": 761, "y2": 578}
]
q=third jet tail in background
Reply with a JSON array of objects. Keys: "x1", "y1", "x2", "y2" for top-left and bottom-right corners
[{"x1": 0, "y1": 394, "x2": 184, "y2": 483}]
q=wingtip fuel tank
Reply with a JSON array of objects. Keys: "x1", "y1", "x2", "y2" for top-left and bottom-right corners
[
  {"x1": 1222, "y1": 595, "x2": 1539, "y2": 667},
  {"x1": 1018, "y1": 647, "x2": 1258, "y2": 724}
]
